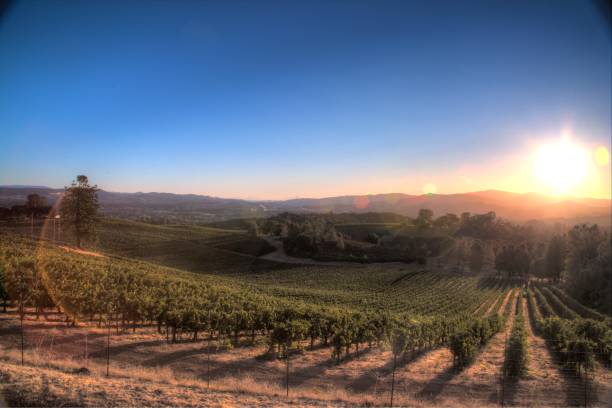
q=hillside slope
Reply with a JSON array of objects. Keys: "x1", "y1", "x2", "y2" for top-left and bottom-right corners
[{"x1": 1, "y1": 187, "x2": 609, "y2": 223}]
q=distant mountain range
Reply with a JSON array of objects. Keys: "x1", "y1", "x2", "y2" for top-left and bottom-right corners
[{"x1": 0, "y1": 186, "x2": 609, "y2": 224}]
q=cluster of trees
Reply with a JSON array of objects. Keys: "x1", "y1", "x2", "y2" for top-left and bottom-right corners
[
  {"x1": 455, "y1": 211, "x2": 532, "y2": 241},
  {"x1": 525, "y1": 225, "x2": 611, "y2": 314},
  {"x1": 260, "y1": 213, "x2": 345, "y2": 256},
  {"x1": 494, "y1": 245, "x2": 531, "y2": 278},
  {"x1": 0, "y1": 175, "x2": 100, "y2": 251},
  {"x1": 564, "y1": 225, "x2": 611, "y2": 314},
  {"x1": 260, "y1": 209, "x2": 601, "y2": 277},
  {"x1": 0, "y1": 194, "x2": 52, "y2": 220},
  {"x1": 489, "y1": 222, "x2": 610, "y2": 316}
]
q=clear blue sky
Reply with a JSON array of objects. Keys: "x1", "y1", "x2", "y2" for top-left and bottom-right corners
[{"x1": 1, "y1": 0, "x2": 610, "y2": 199}]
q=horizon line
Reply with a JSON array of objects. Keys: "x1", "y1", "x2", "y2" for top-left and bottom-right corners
[{"x1": 1, "y1": 185, "x2": 610, "y2": 202}]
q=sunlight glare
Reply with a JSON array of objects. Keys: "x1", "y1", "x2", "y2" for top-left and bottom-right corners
[
  {"x1": 595, "y1": 146, "x2": 610, "y2": 166},
  {"x1": 533, "y1": 138, "x2": 590, "y2": 196},
  {"x1": 422, "y1": 183, "x2": 437, "y2": 195}
]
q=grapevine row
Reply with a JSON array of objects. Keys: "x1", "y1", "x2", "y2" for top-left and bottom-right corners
[
  {"x1": 503, "y1": 290, "x2": 528, "y2": 378},
  {"x1": 0, "y1": 233, "x2": 506, "y2": 365}
]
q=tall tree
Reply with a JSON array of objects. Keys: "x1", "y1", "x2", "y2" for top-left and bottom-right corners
[
  {"x1": 60, "y1": 175, "x2": 99, "y2": 248},
  {"x1": 565, "y1": 224, "x2": 610, "y2": 313},
  {"x1": 469, "y1": 241, "x2": 485, "y2": 273},
  {"x1": 433, "y1": 213, "x2": 459, "y2": 230},
  {"x1": 566, "y1": 225, "x2": 604, "y2": 273},
  {"x1": 545, "y1": 235, "x2": 566, "y2": 283},
  {"x1": 415, "y1": 208, "x2": 434, "y2": 230},
  {"x1": 495, "y1": 245, "x2": 530, "y2": 278},
  {"x1": 26, "y1": 194, "x2": 46, "y2": 209}
]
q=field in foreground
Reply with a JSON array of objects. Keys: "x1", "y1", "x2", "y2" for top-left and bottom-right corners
[
  {"x1": 2, "y1": 294, "x2": 611, "y2": 407},
  {"x1": 1, "y1": 223, "x2": 611, "y2": 407}
]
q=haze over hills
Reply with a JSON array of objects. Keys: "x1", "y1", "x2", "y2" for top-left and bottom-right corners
[{"x1": 1, "y1": 185, "x2": 609, "y2": 225}]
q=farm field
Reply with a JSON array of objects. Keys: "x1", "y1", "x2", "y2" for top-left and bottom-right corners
[
  {"x1": 0, "y1": 293, "x2": 511, "y2": 407},
  {"x1": 0, "y1": 223, "x2": 611, "y2": 406},
  {"x1": 1, "y1": 218, "x2": 278, "y2": 275}
]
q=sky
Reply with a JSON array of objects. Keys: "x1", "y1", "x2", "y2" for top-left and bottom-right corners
[{"x1": 0, "y1": 0, "x2": 610, "y2": 200}]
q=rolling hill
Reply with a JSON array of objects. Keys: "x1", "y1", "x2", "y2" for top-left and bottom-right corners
[{"x1": 0, "y1": 186, "x2": 609, "y2": 224}]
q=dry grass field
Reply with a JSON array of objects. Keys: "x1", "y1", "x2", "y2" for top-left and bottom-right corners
[{"x1": 2, "y1": 302, "x2": 610, "y2": 407}]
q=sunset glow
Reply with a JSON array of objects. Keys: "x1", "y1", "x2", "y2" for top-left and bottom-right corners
[
  {"x1": 1, "y1": 2, "x2": 612, "y2": 407},
  {"x1": 533, "y1": 138, "x2": 591, "y2": 196},
  {"x1": 422, "y1": 183, "x2": 438, "y2": 195},
  {"x1": 595, "y1": 146, "x2": 610, "y2": 166},
  {"x1": 0, "y1": 1, "x2": 609, "y2": 201}
]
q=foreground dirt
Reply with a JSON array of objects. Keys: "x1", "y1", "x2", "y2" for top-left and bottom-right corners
[
  {"x1": 424, "y1": 289, "x2": 517, "y2": 405},
  {"x1": 0, "y1": 360, "x2": 331, "y2": 408},
  {"x1": 2, "y1": 305, "x2": 611, "y2": 407}
]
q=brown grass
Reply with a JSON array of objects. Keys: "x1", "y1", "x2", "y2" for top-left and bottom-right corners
[{"x1": 2, "y1": 305, "x2": 611, "y2": 407}]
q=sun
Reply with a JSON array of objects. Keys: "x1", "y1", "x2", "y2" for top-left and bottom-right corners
[{"x1": 533, "y1": 138, "x2": 590, "y2": 196}]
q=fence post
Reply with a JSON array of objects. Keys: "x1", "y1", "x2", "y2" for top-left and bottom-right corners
[
  {"x1": 583, "y1": 369, "x2": 588, "y2": 408},
  {"x1": 285, "y1": 354, "x2": 290, "y2": 398},
  {"x1": 207, "y1": 310, "x2": 212, "y2": 391},
  {"x1": 106, "y1": 319, "x2": 111, "y2": 377},
  {"x1": 500, "y1": 368, "x2": 505, "y2": 407},
  {"x1": 390, "y1": 353, "x2": 397, "y2": 407},
  {"x1": 500, "y1": 328, "x2": 508, "y2": 407}
]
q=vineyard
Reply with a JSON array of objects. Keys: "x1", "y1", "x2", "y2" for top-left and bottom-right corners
[
  {"x1": 0, "y1": 231, "x2": 510, "y2": 350},
  {"x1": 525, "y1": 282, "x2": 612, "y2": 406},
  {"x1": 0, "y1": 225, "x2": 611, "y2": 406},
  {"x1": 4, "y1": 218, "x2": 278, "y2": 275}
]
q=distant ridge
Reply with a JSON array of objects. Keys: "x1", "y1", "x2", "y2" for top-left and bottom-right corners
[
  {"x1": 0, "y1": 185, "x2": 51, "y2": 189},
  {"x1": 0, "y1": 185, "x2": 609, "y2": 223}
]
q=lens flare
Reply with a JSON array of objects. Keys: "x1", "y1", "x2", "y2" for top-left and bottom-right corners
[{"x1": 595, "y1": 146, "x2": 610, "y2": 166}]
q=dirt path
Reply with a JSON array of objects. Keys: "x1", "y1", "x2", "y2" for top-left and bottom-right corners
[
  {"x1": 59, "y1": 246, "x2": 105, "y2": 258},
  {"x1": 259, "y1": 235, "x2": 413, "y2": 267},
  {"x1": 591, "y1": 364, "x2": 612, "y2": 407},
  {"x1": 426, "y1": 289, "x2": 517, "y2": 406},
  {"x1": 259, "y1": 236, "x2": 347, "y2": 265}
]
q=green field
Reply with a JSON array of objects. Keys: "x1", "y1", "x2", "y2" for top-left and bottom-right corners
[
  {"x1": 0, "y1": 227, "x2": 505, "y2": 319},
  {"x1": 3, "y1": 218, "x2": 277, "y2": 275}
]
